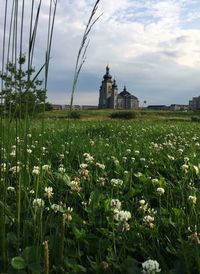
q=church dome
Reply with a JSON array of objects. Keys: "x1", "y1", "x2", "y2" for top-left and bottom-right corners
[
  {"x1": 118, "y1": 86, "x2": 131, "y2": 97},
  {"x1": 103, "y1": 65, "x2": 112, "y2": 80}
]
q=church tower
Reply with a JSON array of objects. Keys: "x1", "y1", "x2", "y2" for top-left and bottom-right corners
[{"x1": 98, "y1": 65, "x2": 113, "y2": 108}]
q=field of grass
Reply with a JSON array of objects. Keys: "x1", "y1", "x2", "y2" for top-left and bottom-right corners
[
  {"x1": 1, "y1": 117, "x2": 200, "y2": 273},
  {"x1": 41, "y1": 109, "x2": 200, "y2": 122}
]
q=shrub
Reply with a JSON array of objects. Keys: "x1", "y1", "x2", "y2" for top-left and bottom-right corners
[
  {"x1": 110, "y1": 110, "x2": 136, "y2": 119},
  {"x1": 67, "y1": 110, "x2": 81, "y2": 119}
]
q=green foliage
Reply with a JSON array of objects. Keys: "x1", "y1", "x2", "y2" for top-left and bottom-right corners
[
  {"x1": 67, "y1": 110, "x2": 81, "y2": 119},
  {"x1": 1, "y1": 117, "x2": 200, "y2": 273},
  {"x1": 0, "y1": 55, "x2": 46, "y2": 118},
  {"x1": 110, "y1": 110, "x2": 136, "y2": 119}
]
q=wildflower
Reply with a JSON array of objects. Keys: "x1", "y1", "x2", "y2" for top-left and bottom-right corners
[
  {"x1": 42, "y1": 165, "x2": 51, "y2": 172},
  {"x1": 58, "y1": 164, "x2": 66, "y2": 173},
  {"x1": 114, "y1": 210, "x2": 131, "y2": 223},
  {"x1": 138, "y1": 200, "x2": 148, "y2": 213},
  {"x1": 32, "y1": 166, "x2": 40, "y2": 176},
  {"x1": 96, "y1": 162, "x2": 105, "y2": 170},
  {"x1": 143, "y1": 215, "x2": 155, "y2": 228},
  {"x1": 156, "y1": 187, "x2": 165, "y2": 195},
  {"x1": 181, "y1": 164, "x2": 189, "y2": 173},
  {"x1": 188, "y1": 195, "x2": 197, "y2": 204},
  {"x1": 10, "y1": 150, "x2": 16, "y2": 157},
  {"x1": 7, "y1": 186, "x2": 15, "y2": 192},
  {"x1": 97, "y1": 177, "x2": 106, "y2": 187},
  {"x1": 126, "y1": 148, "x2": 131, "y2": 154},
  {"x1": 184, "y1": 157, "x2": 189, "y2": 163},
  {"x1": 188, "y1": 232, "x2": 200, "y2": 244},
  {"x1": 111, "y1": 178, "x2": 123, "y2": 187},
  {"x1": 110, "y1": 199, "x2": 121, "y2": 210},
  {"x1": 10, "y1": 165, "x2": 20, "y2": 174},
  {"x1": 63, "y1": 207, "x2": 73, "y2": 223},
  {"x1": 51, "y1": 204, "x2": 63, "y2": 213},
  {"x1": 27, "y1": 148, "x2": 32, "y2": 154},
  {"x1": 80, "y1": 163, "x2": 88, "y2": 169},
  {"x1": 142, "y1": 259, "x2": 161, "y2": 274},
  {"x1": 33, "y1": 198, "x2": 44, "y2": 209},
  {"x1": 134, "y1": 150, "x2": 140, "y2": 155},
  {"x1": 69, "y1": 178, "x2": 81, "y2": 193},
  {"x1": 151, "y1": 178, "x2": 159, "y2": 184},
  {"x1": 44, "y1": 187, "x2": 54, "y2": 199},
  {"x1": 27, "y1": 133, "x2": 32, "y2": 138},
  {"x1": 83, "y1": 153, "x2": 94, "y2": 163}
]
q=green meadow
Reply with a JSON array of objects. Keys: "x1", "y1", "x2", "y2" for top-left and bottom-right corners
[{"x1": 1, "y1": 114, "x2": 200, "y2": 273}]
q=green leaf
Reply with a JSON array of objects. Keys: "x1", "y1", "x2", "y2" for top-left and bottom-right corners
[{"x1": 11, "y1": 256, "x2": 27, "y2": 270}]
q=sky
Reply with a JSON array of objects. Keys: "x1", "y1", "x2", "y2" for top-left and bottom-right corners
[{"x1": 1, "y1": 0, "x2": 200, "y2": 106}]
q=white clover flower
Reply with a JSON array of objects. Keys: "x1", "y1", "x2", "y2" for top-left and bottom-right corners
[
  {"x1": 42, "y1": 165, "x2": 51, "y2": 172},
  {"x1": 58, "y1": 164, "x2": 66, "y2": 173},
  {"x1": 27, "y1": 149, "x2": 32, "y2": 154},
  {"x1": 126, "y1": 149, "x2": 131, "y2": 153},
  {"x1": 143, "y1": 215, "x2": 155, "y2": 228},
  {"x1": 188, "y1": 195, "x2": 197, "y2": 204},
  {"x1": 96, "y1": 162, "x2": 105, "y2": 170},
  {"x1": 139, "y1": 199, "x2": 146, "y2": 206},
  {"x1": 10, "y1": 150, "x2": 16, "y2": 157},
  {"x1": 33, "y1": 198, "x2": 44, "y2": 209},
  {"x1": 83, "y1": 153, "x2": 94, "y2": 163},
  {"x1": 184, "y1": 157, "x2": 190, "y2": 163},
  {"x1": 10, "y1": 165, "x2": 20, "y2": 174},
  {"x1": 142, "y1": 259, "x2": 161, "y2": 274},
  {"x1": 114, "y1": 210, "x2": 131, "y2": 222},
  {"x1": 181, "y1": 164, "x2": 189, "y2": 173},
  {"x1": 134, "y1": 150, "x2": 140, "y2": 155},
  {"x1": 151, "y1": 178, "x2": 159, "y2": 184},
  {"x1": 44, "y1": 186, "x2": 54, "y2": 199},
  {"x1": 27, "y1": 133, "x2": 32, "y2": 138},
  {"x1": 111, "y1": 178, "x2": 123, "y2": 187},
  {"x1": 7, "y1": 186, "x2": 15, "y2": 192},
  {"x1": 156, "y1": 187, "x2": 165, "y2": 195},
  {"x1": 110, "y1": 199, "x2": 121, "y2": 210},
  {"x1": 32, "y1": 166, "x2": 40, "y2": 176},
  {"x1": 51, "y1": 204, "x2": 63, "y2": 213},
  {"x1": 69, "y1": 179, "x2": 81, "y2": 193},
  {"x1": 80, "y1": 163, "x2": 88, "y2": 169}
]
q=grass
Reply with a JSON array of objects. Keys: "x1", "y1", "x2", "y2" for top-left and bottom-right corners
[
  {"x1": 1, "y1": 118, "x2": 200, "y2": 273},
  {"x1": 39, "y1": 108, "x2": 199, "y2": 122}
]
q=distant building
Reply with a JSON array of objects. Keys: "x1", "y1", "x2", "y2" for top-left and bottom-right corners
[
  {"x1": 170, "y1": 104, "x2": 188, "y2": 111},
  {"x1": 147, "y1": 105, "x2": 169, "y2": 110},
  {"x1": 189, "y1": 96, "x2": 200, "y2": 110},
  {"x1": 51, "y1": 104, "x2": 62, "y2": 110},
  {"x1": 98, "y1": 66, "x2": 139, "y2": 109}
]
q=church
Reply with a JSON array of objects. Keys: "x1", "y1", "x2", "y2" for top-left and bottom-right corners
[{"x1": 98, "y1": 66, "x2": 139, "y2": 109}]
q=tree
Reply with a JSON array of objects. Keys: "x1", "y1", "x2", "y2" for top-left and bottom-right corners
[{"x1": 0, "y1": 54, "x2": 47, "y2": 117}]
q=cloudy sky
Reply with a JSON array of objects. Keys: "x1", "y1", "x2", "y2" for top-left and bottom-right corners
[{"x1": 1, "y1": 0, "x2": 200, "y2": 106}]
